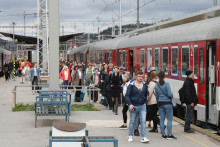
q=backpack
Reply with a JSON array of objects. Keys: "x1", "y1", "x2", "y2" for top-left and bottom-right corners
[{"x1": 178, "y1": 86, "x2": 185, "y2": 105}]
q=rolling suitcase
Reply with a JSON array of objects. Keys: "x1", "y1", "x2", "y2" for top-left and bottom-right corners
[{"x1": 79, "y1": 90, "x2": 85, "y2": 101}]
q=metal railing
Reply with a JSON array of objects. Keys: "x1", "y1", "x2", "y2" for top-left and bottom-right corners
[{"x1": 12, "y1": 84, "x2": 102, "y2": 110}]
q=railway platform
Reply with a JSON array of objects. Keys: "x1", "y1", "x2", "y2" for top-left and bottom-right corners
[{"x1": 0, "y1": 77, "x2": 219, "y2": 147}]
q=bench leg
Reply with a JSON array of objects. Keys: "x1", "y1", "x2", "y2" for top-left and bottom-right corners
[{"x1": 35, "y1": 115, "x2": 37, "y2": 128}]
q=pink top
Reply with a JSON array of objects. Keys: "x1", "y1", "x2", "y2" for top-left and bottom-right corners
[{"x1": 94, "y1": 75, "x2": 99, "y2": 86}]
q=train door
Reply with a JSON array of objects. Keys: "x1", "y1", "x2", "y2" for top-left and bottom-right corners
[
  {"x1": 129, "y1": 50, "x2": 133, "y2": 77},
  {"x1": 206, "y1": 42, "x2": 217, "y2": 125}
]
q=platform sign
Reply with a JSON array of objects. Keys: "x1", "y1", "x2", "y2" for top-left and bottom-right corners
[{"x1": 17, "y1": 44, "x2": 37, "y2": 51}]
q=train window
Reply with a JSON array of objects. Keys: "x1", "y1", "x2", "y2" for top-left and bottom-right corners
[
  {"x1": 162, "y1": 47, "x2": 168, "y2": 74},
  {"x1": 171, "y1": 47, "x2": 178, "y2": 75},
  {"x1": 106, "y1": 53, "x2": 109, "y2": 64},
  {"x1": 110, "y1": 52, "x2": 112, "y2": 64},
  {"x1": 117, "y1": 51, "x2": 121, "y2": 66},
  {"x1": 140, "y1": 49, "x2": 145, "y2": 71},
  {"x1": 199, "y1": 48, "x2": 204, "y2": 84},
  {"x1": 155, "y1": 48, "x2": 160, "y2": 72},
  {"x1": 123, "y1": 50, "x2": 126, "y2": 68},
  {"x1": 147, "y1": 48, "x2": 152, "y2": 72},
  {"x1": 181, "y1": 46, "x2": 190, "y2": 76},
  {"x1": 194, "y1": 46, "x2": 198, "y2": 78}
]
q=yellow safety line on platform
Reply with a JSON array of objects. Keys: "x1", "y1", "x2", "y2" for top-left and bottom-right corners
[
  {"x1": 177, "y1": 132, "x2": 209, "y2": 147},
  {"x1": 173, "y1": 116, "x2": 220, "y2": 142}
]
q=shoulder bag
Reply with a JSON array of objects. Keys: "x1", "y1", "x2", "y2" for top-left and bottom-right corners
[{"x1": 156, "y1": 83, "x2": 177, "y2": 108}]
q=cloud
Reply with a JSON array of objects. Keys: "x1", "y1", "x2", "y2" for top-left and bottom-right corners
[{"x1": 0, "y1": 0, "x2": 217, "y2": 35}]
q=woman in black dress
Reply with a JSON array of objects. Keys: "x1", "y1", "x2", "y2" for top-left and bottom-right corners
[{"x1": 111, "y1": 66, "x2": 123, "y2": 115}]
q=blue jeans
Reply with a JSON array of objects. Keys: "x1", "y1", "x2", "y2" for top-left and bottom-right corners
[
  {"x1": 159, "y1": 104, "x2": 173, "y2": 136},
  {"x1": 184, "y1": 105, "x2": 194, "y2": 131},
  {"x1": 134, "y1": 114, "x2": 140, "y2": 130},
  {"x1": 129, "y1": 104, "x2": 146, "y2": 137},
  {"x1": 62, "y1": 80, "x2": 68, "y2": 89}
]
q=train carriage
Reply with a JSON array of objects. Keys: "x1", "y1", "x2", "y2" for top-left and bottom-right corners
[
  {"x1": 67, "y1": 8, "x2": 220, "y2": 127},
  {"x1": 116, "y1": 16, "x2": 220, "y2": 126}
]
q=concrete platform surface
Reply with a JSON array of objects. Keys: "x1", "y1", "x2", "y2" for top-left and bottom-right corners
[{"x1": 0, "y1": 77, "x2": 220, "y2": 147}]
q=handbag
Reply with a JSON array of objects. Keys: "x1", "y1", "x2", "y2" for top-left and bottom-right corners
[{"x1": 156, "y1": 83, "x2": 177, "y2": 108}]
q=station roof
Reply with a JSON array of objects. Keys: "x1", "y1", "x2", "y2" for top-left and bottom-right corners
[{"x1": 0, "y1": 32, "x2": 83, "y2": 44}]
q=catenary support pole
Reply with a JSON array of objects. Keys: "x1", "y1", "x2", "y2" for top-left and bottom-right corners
[
  {"x1": 213, "y1": 0, "x2": 218, "y2": 7},
  {"x1": 137, "y1": 0, "x2": 140, "y2": 28},
  {"x1": 49, "y1": 0, "x2": 59, "y2": 90},
  {"x1": 119, "y1": 0, "x2": 122, "y2": 35}
]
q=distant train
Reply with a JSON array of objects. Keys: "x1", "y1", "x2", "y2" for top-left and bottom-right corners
[
  {"x1": 0, "y1": 48, "x2": 12, "y2": 77},
  {"x1": 67, "y1": 8, "x2": 220, "y2": 127}
]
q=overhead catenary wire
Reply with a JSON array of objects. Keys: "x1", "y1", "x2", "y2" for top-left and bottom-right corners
[{"x1": 100, "y1": 0, "x2": 156, "y2": 30}]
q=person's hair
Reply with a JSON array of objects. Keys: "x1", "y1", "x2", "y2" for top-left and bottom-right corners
[
  {"x1": 158, "y1": 71, "x2": 165, "y2": 85},
  {"x1": 147, "y1": 71, "x2": 158, "y2": 85},
  {"x1": 74, "y1": 66, "x2": 78, "y2": 70},
  {"x1": 135, "y1": 70, "x2": 143, "y2": 76},
  {"x1": 63, "y1": 66, "x2": 68, "y2": 71},
  {"x1": 123, "y1": 73, "x2": 132, "y2": 84}
]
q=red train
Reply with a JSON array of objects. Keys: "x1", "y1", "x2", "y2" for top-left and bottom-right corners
[{"x1": 68, "y1": 7, "x2": 220, "y2": 127}]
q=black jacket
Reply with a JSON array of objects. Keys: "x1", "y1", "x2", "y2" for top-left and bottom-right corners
[
  {"x1": 9, "y1": 62, "x2": 14, "y2": 71},
  {"x1": 111, "y1": 73, "x2": 123, "y2": 89},
  {"x1": 104, "y1": 74, "x2": 111, "y2": 91},
  {"x1": 15, "y1": 61, "x2": 19, "y2": 69},
  {"x1": 183, "y1": 77, "x2": 198, "y2": 105}
]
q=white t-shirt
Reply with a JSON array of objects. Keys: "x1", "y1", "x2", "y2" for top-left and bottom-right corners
[{"x1": 78, "y1": 70, "x2": 82, "y2": 79}]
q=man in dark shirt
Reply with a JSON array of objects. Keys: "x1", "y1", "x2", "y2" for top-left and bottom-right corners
[{"x1": 183, "y1": 70, "x2": 198, "y2": 133}]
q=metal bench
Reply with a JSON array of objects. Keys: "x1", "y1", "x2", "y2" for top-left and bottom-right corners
[
  {"x1": 38, "y1": 90, "x2": 71, "y2": 113},
  {"x1": 35, "y1": 91, "x2": 71, "y2": 128}
]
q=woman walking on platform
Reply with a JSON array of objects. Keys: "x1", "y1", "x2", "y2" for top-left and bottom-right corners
[
  {"x1": 59, "y1": 66, "x2": 71, "y2": 89},
  {"x1": 147, "y1": 71, "x2": 160, "y2": 133},
  {"x1": 72, "y1": 66, "x2": 85, "y2": 102},
  {"x1": 155, "y1": 71, "x2": 176, "y2": 139},
  {"x1": 119, "y1": 73, "x2": 133, "y2": 129},
  {"x1": 111, "y1": 66, "x2": 123, "y2": 115},
  {"x1": 22, "y1": 64, "x2": 30, "y2": 82},
  {"x1": 3, "y1": 61, "x2": 10, "y2": 81}
]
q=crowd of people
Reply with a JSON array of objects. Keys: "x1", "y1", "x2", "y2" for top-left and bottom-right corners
[
  {"x1": 58, "y1": 60, "x2": 198, "y2": 144},
  {"x1": 3, "y1": 59, "x2": 198, "y2": 144},
  {"x1": 3, "y1": 59, "x2": 31, "y2": 82}
]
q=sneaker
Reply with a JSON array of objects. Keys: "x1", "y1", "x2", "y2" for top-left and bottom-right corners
[
  {"x1": 134, "y1": 129, "x2": 140, "y2": 136},
  {"x1": 167, "y1": 135, "x2": 177, "y2": 140},
  {"x1": 128, "y1": 136, "x2": 133, "y2": 142},
  {"x1": 119, "y1": 125, "x2": 127, "y2": 130},
  {"x1": 162, "y1": 135, "x2": 167, "y2": 139},
  {"x1": 141, "y1": 137, "x2": 150, "y2": 143}
]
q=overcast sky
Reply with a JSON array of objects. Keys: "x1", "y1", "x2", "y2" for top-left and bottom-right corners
[{"x1": 0, "y1": 0, "x2": 218, "y2": 36}]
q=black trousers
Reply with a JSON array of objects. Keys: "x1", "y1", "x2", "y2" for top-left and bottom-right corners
[
  {"x1": 106, "y1": 90, "x2": 113, "y2": 108},
  {"x1": 75, "y1": 79, "x2": 82, "y2": 100},
  {"x1": 122, "y1": 103, "x2": 128, "y2": 123},
  {"x1": 148, "y1": 104, "x2": 160, "y2": 129},
  {"x1": 18, "y1": 70, "x2": 22, "y2": 77},
  {"x1": 32, "y1": 76, "x2": 38, "y2": 90},
  {"x1": 5, "y1": 72, "x2": 9, "y2": 81}
]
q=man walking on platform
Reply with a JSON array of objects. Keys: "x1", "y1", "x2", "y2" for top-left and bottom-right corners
[
  {"x1": 183, "y1": 70, "x2": 198, "y2": 133},
  {"x1": 125, "y1": 70, "x2": 149, "y2": 143},
  {"x1": 29, "y1": 63, "x2": 40, "y2": 94}
]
